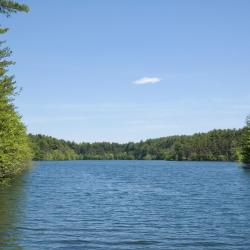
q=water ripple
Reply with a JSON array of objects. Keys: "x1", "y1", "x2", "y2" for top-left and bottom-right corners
[{"x1": 1, "y1": 161, "x2": 250, "y2": 249}]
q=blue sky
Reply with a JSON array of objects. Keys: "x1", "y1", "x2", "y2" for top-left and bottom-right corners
[{"x1": 3, "y1": 0, "x2": 250, "y2": 142}]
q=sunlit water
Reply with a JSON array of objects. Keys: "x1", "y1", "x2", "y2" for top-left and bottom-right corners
[{"x1": 1, "y1": 161, "x2": 250, "y2": 249}]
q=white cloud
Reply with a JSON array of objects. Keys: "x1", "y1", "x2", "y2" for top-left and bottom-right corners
[{"x1": 133, "y1": 77, "x2": 161, "y2": 85}]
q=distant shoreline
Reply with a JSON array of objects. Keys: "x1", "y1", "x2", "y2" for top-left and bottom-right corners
[
  {"x1": 32, "y1": 159, "x2": 237, "y2": 163},
  {"x1": 29, "y1": 128, "x2": 243, "y2": 162}
]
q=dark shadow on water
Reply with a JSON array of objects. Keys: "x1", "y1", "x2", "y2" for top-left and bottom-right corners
[
  {"x1": 0, "y1": 174, "x2": 27, "y2": 250},
  {"x1": 239, "y1": 164, "x2": 250, "y2": 174}
]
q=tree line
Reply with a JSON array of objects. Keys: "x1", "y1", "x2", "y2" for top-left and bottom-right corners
[{"x1": 29, "y1": 128, "x2": 244, "y2": 161}]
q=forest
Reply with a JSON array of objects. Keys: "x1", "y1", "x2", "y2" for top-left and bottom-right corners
[{"x1": 29, "y1": 128, "x2": 243, "y2": 161}]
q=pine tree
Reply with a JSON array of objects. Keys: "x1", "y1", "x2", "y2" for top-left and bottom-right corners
[
  {"x1": 0, "y1": 1, "x2": 31, "y2": 180},
  {"x1": 0, "y1": 0, "x2": 29, "y2": 16}
]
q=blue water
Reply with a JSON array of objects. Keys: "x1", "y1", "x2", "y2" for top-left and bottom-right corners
[{"x1": 1, "y1": 161, "x2": 250, "y2": 249}]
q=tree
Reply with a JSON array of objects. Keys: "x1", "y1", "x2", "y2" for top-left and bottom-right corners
[
  {"x1": 246, "y1": 115, "x2": 250, "y2": 127},
  {"x1": 240, "y1": 115, "x2": 250, "y2": 164},
  {"x1": 0, "y1": 1, "x2": 31, "y2": 180},
  {"x1": 0, "y1": 1, "x2": 29, "y2": 16}
]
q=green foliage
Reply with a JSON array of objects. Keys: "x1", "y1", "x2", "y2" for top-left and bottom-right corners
[
  {"x1": 0, "y1": 0, "x2": 29, "y2": 16},
  {"x1": 0, "y1": 0, "x2": 31, "y2": 181},
  {"x1": 29, "y1": 129, "x2": 242, "y2": 161},
  {"x1": 240, "y1": 115, "x2": 250, "y2": 164},
  {"x1": 0, "y1": 103, "x2": 32, "y2": 178},
  {"x1": 30, "y1": 134, "x2": 78, "y2": 161}
]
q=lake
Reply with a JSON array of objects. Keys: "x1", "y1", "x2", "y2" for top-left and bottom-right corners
[{"x1": 1, "y1": 161, "x2": 250, "y2": 249}]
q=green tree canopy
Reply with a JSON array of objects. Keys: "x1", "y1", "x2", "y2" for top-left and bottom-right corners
[
  {"x1": 0, "y1": 0, "x2": 31, "y2": 181},
  {"x1": 29, "y1": 128, "x2": 243, "y2": 162},
  {"x1": 240, "y1": 115, "x2": 250, "y2": 164}
]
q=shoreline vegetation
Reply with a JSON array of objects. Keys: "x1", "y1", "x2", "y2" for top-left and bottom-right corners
[
  {"x1": 29, "y1": 128, "x2": 243, "y2": 162},
  {"x1": 239, "y1": 115, "x2": 250, "y2": 167},
  {"x1": 0, "y1": 1, "x2": 32, "y2": 183}
]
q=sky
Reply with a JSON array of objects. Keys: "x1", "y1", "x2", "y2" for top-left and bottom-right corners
[{"x1": 2, "y1": 0, "x2": 250, "y2": 142}]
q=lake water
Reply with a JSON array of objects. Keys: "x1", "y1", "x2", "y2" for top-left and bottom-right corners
[{"x1": 1, "y1": 161, "x2": 250, "y2": 249}]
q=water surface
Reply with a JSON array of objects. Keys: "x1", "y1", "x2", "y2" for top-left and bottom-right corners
[{"x1": 1, "y1": 161, "x2": 250, "y2": 249}]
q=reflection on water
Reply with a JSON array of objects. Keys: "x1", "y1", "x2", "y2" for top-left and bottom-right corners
[{"x1": 0, "y1": 175, "x2": 26, "y2": 250}]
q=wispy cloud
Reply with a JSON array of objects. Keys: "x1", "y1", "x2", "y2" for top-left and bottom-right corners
[{"x1": 133, "y1": 77, "x2": 161, "y2": 85}]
